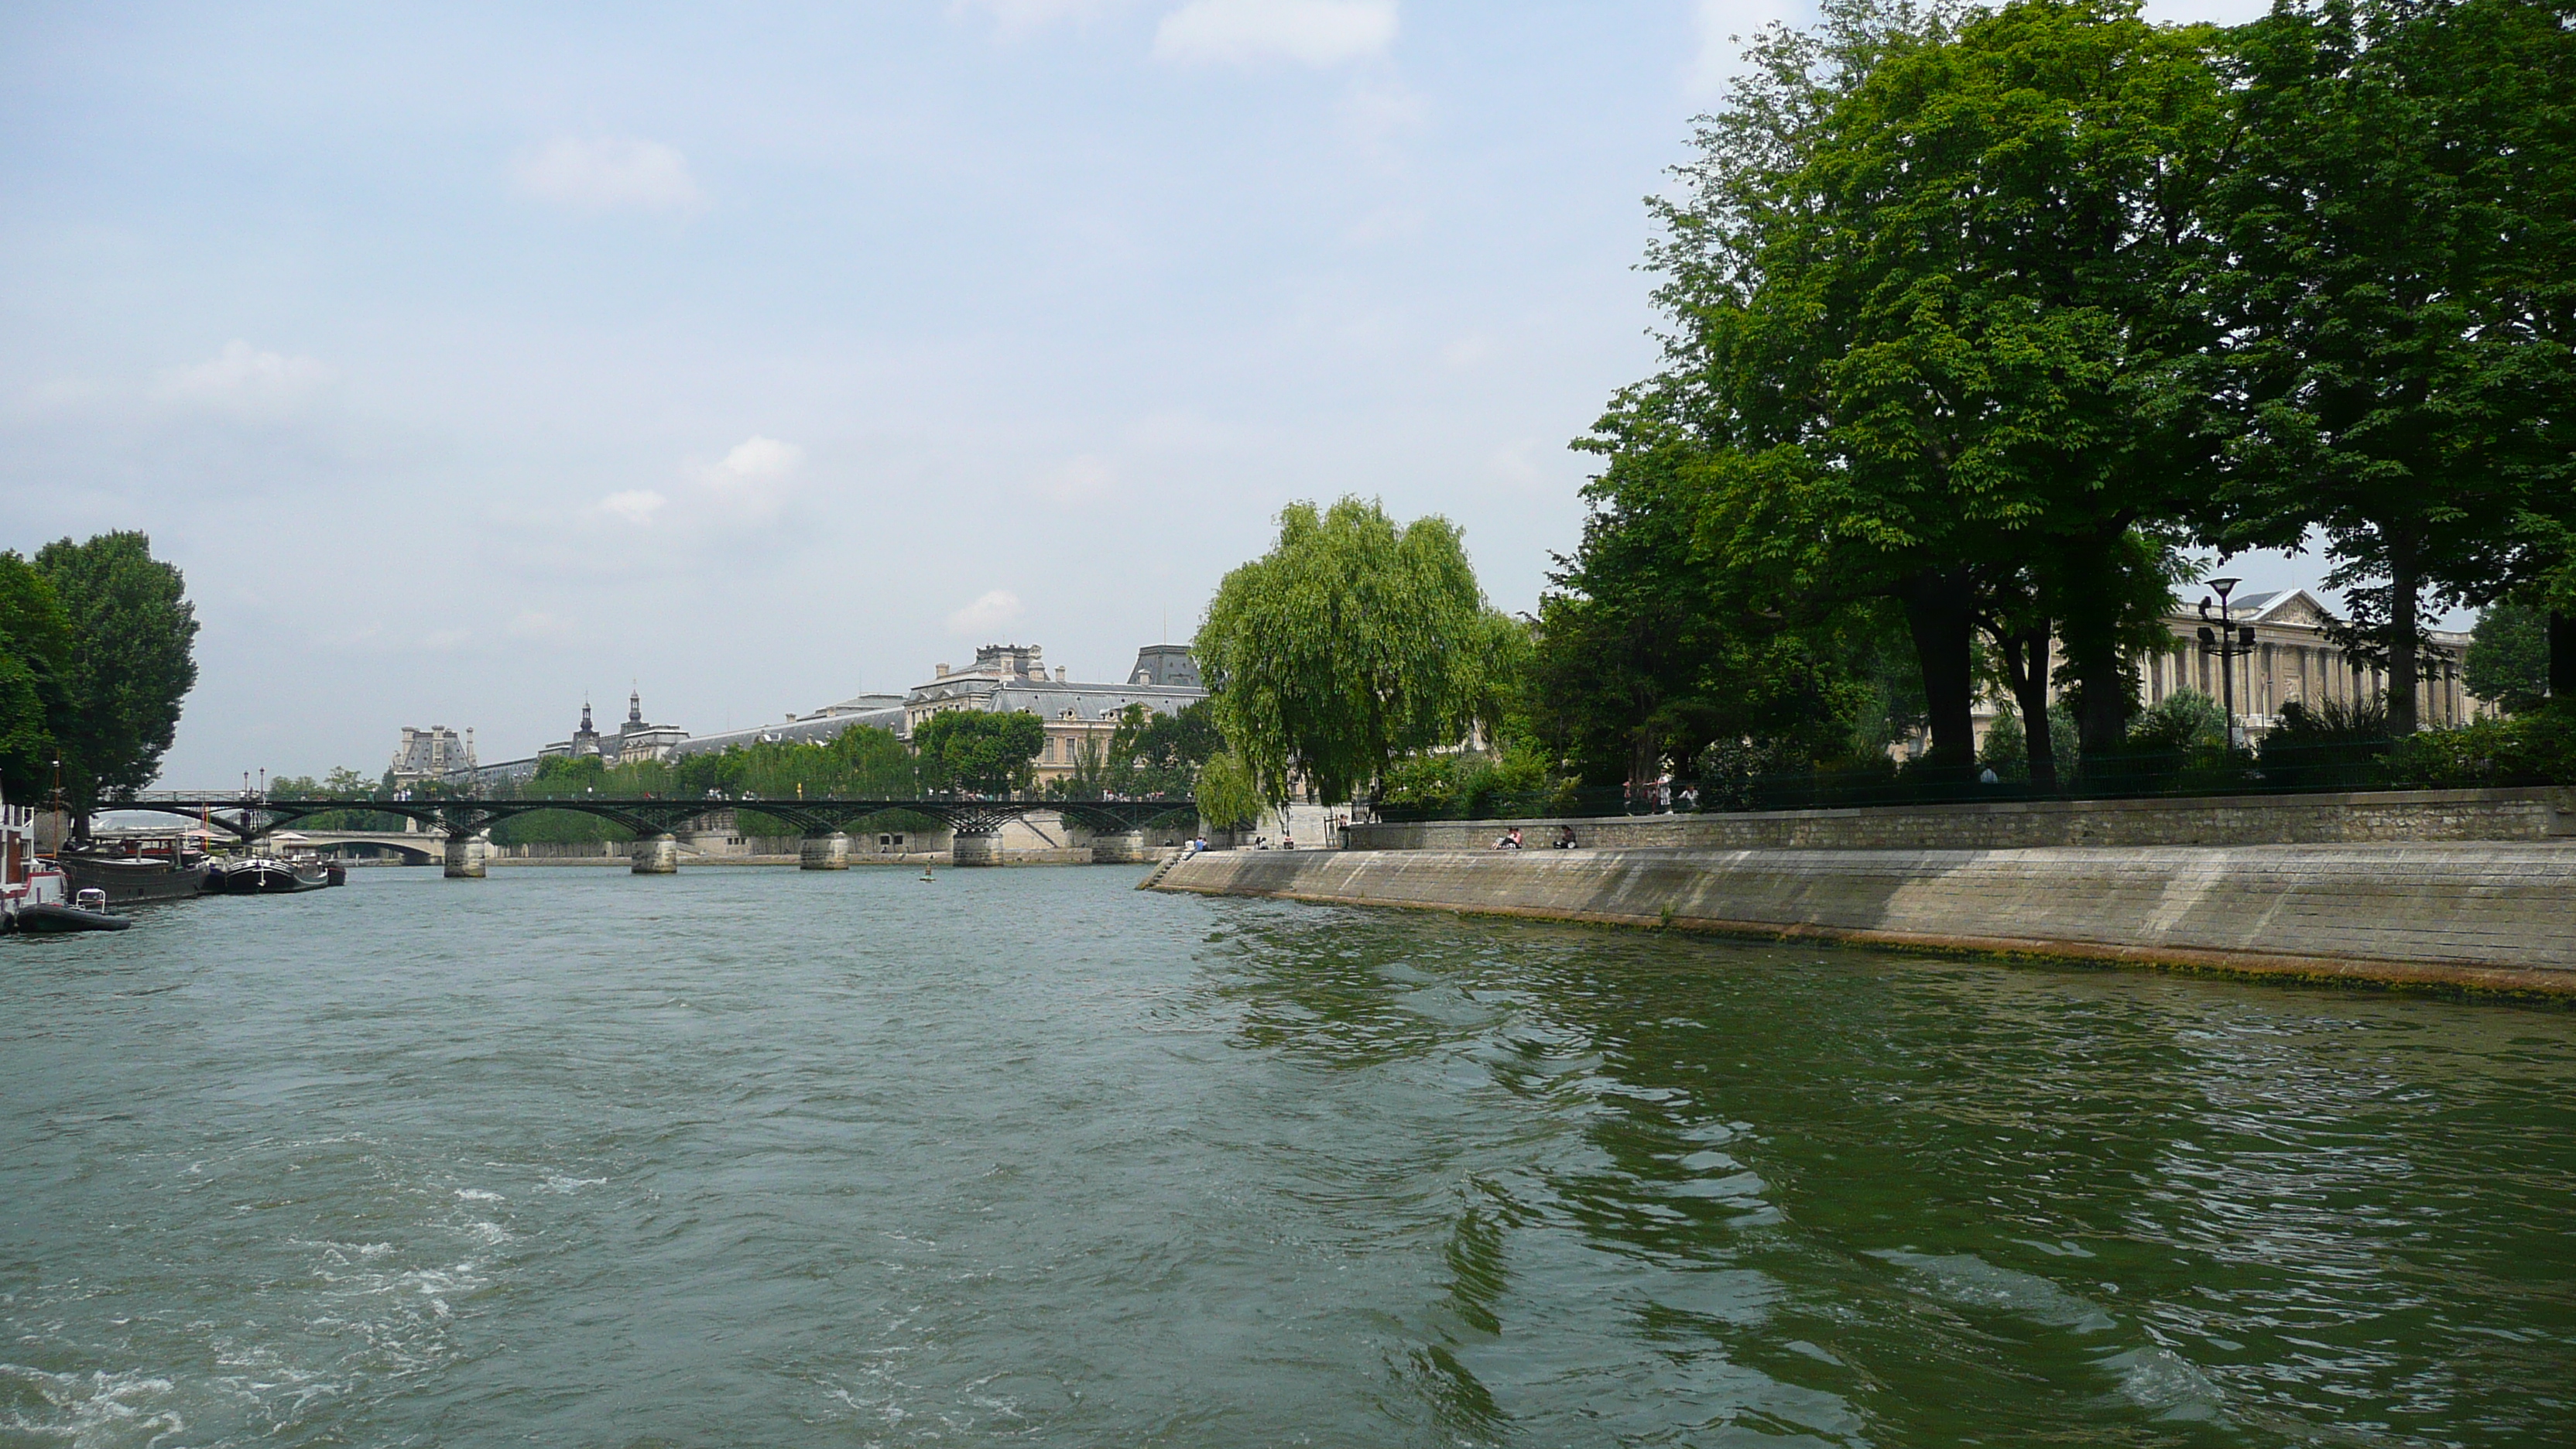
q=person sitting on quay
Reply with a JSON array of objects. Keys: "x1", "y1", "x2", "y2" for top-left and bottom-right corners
[
  {"x1": 1495, "y1": 827, "x2": 1523, "y2": 850},
  {"x1": 1555, "y1": 825, "x2": 1577, "y2": 849}
]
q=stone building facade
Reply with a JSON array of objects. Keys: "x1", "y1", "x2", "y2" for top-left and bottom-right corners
[
  {"x1": 905, "y1": 643, "x2": 1206, "y2": 786},
  {"x1": 539, "y1": 690, "x2": 688, "y2": 766},
  {"x1": 2139, "y1": 589, "x2": 2483, "y2": 733},
  {"x1": 389, "y1": 725, "x2": 474, "y2": 786},
  {"x1": 1960, "y1": 587, "x2": 2487, "y2": 755}
]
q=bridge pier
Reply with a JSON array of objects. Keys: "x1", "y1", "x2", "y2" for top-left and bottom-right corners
[
  {"x1": 631, "y1": 834, "x2": 680, "y2": 875},
  {"x1": 800, "y1": 832, "x2": 851, "y2": 871},
  {"x1": 951, "y1": 831, "x2": 1001, "y2": 867},
  {"x1": 443, "y1": 834, "x2": 486, "y2": 879},
  {"x1": 1088, "y1": 830, "x2": 1150, "y2": 865}
]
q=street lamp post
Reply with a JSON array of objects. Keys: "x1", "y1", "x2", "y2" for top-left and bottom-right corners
[{"x1": 2197, "y1": 577, "x2": 2258, "y2": 752}]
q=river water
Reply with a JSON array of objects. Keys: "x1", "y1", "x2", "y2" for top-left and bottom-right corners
[{"x1": 3, "y1": 865, "x2": 2571, "y2": 1447}]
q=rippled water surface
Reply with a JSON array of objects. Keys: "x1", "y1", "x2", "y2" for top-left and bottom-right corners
[{"x1": 4, "y1": 865, "x2": 2573, "y2": 1447}]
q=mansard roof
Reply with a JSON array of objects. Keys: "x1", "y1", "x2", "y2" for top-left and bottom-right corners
[{"x1": 2175, "y1": 587, "x2": 2340, "y2": 629}]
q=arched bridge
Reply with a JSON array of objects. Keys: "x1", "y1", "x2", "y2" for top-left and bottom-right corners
[{"x1": 114, "y1": 793, "x2": 1201, "y2": 874}]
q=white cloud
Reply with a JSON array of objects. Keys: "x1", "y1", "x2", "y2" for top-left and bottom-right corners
[
  {"x1": 691, "y1": 434, "x2": 804, "y2": 523},
  {"x1": 947, "y1": 588, "x2": 1026, "y2": 635},
  {"x1": 160, "y1": 341, "x2": 337, "y2": 416},
  {"x1": 510, "y1": 136, "x2": 704, "y2": 213},
  {"x1": 1153, "y1": 0, "x2": 1396, "y2": 66},
  {"x1": 594, "y1": 489, "x2": 668, "y2": 525},
  {"x1": 703, "y1": 434, "x2": 805, "y2": 487}
]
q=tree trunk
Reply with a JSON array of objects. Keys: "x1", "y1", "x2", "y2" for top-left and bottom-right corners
[
  {"x1": 1999, "y1": 625, "x2": 2057, "y2": 793},
  {"x1": 2387, "y1": 540, "x2": 2420, "y2": 736},
  {"x1": 2052, "y1": 533, "x2": 2139, "y2": 767},
  {"x1": 2552, "y1": 608, "x2": 2575, "y2": 708},
  {"x1": 1628, "y1": 724, "x2": 1660, "y2": 807},
  {"x1": 1899, "y1": 571, "x2": 1978, "y2": 778}
]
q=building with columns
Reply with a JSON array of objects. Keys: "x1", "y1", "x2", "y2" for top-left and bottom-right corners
[
  {"x1": 1959, "y1": 588, "x2": 2486, "y2": 756},
  {"x1": 2138, "y1": 589, "x2": 2483, "y2": 734}
]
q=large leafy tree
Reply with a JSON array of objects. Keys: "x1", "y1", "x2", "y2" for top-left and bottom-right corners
[
  {"x1": 33, "y1": 531, "x2": 199, "y2": 806},
  {"x1": 1650, "y1": 0, "x2": 2227, "y2": 774},
  {"x1": 0, "y1": 553, "x2": 77, "y2": 805},
  {"x1": 2465, "y1": 600, "x2": 2553, "y2": 713},
  {"x1": 1539, "y1": 397, "x2": 1910, "y2": 787},
  {"x1": 912, "y1": 709, "x2": 1045, "y2": 796},
  {"x1": 1195, "y1": 497, "x2": 1516, "y2": 806},
  {"x1": 2212, "y1": 0, "x2": 2576, "y2": 734}
]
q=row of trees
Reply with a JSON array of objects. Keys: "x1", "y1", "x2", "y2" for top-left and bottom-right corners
[
  {"x1": 0, "y1": 532, "x2": 200, "y2": 813},
  {"x1": 1536, "y1": 0, "x2": 2572, "y2": 790},
  {"x1": 1178, "y1": 0, "x2": 2574, "y2": 817}
]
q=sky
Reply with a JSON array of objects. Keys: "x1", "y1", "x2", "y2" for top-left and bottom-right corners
[{"x1": 5, "y1": 0, "x2": 2296, "y2": 784}]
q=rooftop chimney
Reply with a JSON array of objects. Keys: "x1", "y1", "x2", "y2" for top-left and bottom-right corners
[
  {"x1": 936, "y1": 663, "x2": 950, "y2": 677},
  {"x1": 1056, "y1": 666, "x2": 1067, "y2": 682}
]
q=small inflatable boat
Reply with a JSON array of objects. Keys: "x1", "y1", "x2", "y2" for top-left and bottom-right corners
[{"x1": 10, "y1": 887, "x2": 130, "y2": 934}]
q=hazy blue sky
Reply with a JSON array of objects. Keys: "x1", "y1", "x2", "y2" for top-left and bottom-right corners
[{"x1": 6, "y1": 0, "x2": 2290, "y2": 782}]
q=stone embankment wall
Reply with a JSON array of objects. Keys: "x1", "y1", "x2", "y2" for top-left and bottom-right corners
[
  {"x1": 1153, "y1": 844, "x2": 2576, "y2": 995},
  {"x1": 1351, "y1": 786, "x2": 2576, "y2": 852}
]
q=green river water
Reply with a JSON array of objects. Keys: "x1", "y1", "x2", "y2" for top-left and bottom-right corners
[{"x1": 2, "y1": 865, "x2": 2571, "y2": 1447}]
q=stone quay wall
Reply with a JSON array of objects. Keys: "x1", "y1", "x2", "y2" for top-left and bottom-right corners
[
  {"x1": 1349, "y1": 786, "x2": 2576, "y2": 853},
  {"x1": 1150, "y1": 843, "x2": 2576, "y2": 995}
]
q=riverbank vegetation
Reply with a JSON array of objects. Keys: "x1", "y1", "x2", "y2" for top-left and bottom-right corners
[
  {"x1": 0, "y1": 532, "x2": 199, "y2": 813},
  {"x1": 1191, "y1": 0, "x2": 2575, "y2": 817}
]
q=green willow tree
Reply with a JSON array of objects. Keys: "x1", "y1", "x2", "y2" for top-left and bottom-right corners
[
  {"x1": 1648, "y1": 0, "x2": 2227, "y2": 775},
  {"x1": 1194, "y1": 497, "x2": 1517, "y2": 807},
  {"x1": 33, "y1": 531, "x2": 199, "y2": 807},
  {"x1": 1191, "y1": 749, "x2": 1264, "y2": 831}
]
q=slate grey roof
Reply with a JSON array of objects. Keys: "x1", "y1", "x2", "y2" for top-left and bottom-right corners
[
  {"x1": 671, "y1": 705, "x2": 908, "y2": 756},
  {"x1": 975, "y1": 680, "x2": 1205, "y2": 720}
]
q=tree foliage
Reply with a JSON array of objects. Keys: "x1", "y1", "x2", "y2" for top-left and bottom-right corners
[
  {"x1": 0, "y1": 553, "x2": 77, "y2": 807},
  {"x1": 1047, "y1": 701, "x2": 1217, "y2": 800},
  {"x1": 1534, "y1": 409, "x2": 1910, "y2": 790},
  {"x1": 912, "y1": 709, "x2": 1046, "y2": 796},
  {"x1": 1191, "y1": 749, "x2": 1264, "y2": 831},
  {"x1": 1628, "y1": 0, "x2": 2232, "y2": 776},
  {"x1": 1543, "y1": 0, "x2": 2576, "y2": 800},
  {"x1": 2211, "y1": 0, "x2": 2576, "y2": 732},
  {"x1": 2465, "y1": 601, "x2": 2553, "y2": 714},
  {"x1": 33, "y1": 531, "x2": 199, "y2": 806},
  {"x1": 1195, "y1": 498, "x2": 1517, "y2": 806}
]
